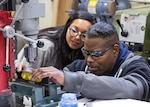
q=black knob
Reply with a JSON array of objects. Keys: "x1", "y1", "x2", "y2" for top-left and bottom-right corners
[
  {"x1": 37, "y1": 40, "x2": 44, "y2": 48},
  {"x1": 3, "y1": 64, "x2": 11, "y2": 72},
  {"x1": 121, "y1": 29, "x2": 128, "y2": 37},
  {"x1": 22, "y1": 0, "x2": 29, "y2": 3}
]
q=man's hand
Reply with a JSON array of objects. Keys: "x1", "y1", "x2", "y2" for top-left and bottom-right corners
[
  {"x1": 31, "y1": 66, "x2": 65, "y2": 85},
  {"x1": 9, "y1": 72, "x2": 18, "y2": 82}
]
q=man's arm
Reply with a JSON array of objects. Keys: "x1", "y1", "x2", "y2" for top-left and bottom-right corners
[
  {"x1": 31, "y1": 58, "x2": 150, "y2": 101},
  {"x1": 63, "y1": 58, "x2": 150, "y2": 101}
]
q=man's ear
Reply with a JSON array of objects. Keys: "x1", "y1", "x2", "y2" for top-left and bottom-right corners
[{"x1": 113, "y1": 43, "x2": 119, "y2": 55}]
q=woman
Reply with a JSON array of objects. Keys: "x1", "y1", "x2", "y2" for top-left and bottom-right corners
[{"x1": 16, "y1": 11, "x2": 96, "y2": 71}]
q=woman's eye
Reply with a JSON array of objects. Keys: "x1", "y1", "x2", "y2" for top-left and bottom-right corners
[
  {"x1": 72, "y1": 29, "x2": 77, "y2": 33},
  {"x1": 81, "y1": 33, "x2": 86, "y2": 37}
]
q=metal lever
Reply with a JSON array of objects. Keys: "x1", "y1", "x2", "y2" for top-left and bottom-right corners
[
  {"x1": 116, "y1": 19, "x2": 128, "y2": 37},
  {"x1": 1, "y1": 25, "x2": 44, "y2": 47},
  {"x1": 0, "y1": 25, "x2": 44, "y2": 63}
]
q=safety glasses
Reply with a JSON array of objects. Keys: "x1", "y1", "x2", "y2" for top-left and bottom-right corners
[
  {"x1": 69, "y1": 27, "x2": 86, "y2": 41},
  {"x1": 81, "y1": 45, "x2": 114, "y2": 59}
]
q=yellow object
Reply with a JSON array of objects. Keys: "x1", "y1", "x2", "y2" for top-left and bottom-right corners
[
  {"x1": 88, "y1": 0, "x2": 98, "y2": 14},
  {"x1": 21, "y1": 72, "x2": 42, "y2": 82},
  {"x1": 88, "y1": 0, "x2": 98, "y2": 8},
  {"x1": 11, "y1": 11, "x2": 16, "y2": 18}
]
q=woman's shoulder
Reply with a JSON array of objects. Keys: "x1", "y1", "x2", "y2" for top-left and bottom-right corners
[
  {"x1": 38, "y1": 26, "x2": 64, "y2": 37},
  {"x1": 39, "y1": 26, "x2": 64, "y2": 33}
]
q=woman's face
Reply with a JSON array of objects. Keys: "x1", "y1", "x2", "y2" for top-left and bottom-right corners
[{"x1": 66, "y1": 19, "x2": 92, "y2": 49}]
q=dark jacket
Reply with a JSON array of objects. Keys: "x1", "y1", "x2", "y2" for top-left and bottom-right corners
[{"x1": 63, "y1": 42, "x2": 150, "y2": 101}]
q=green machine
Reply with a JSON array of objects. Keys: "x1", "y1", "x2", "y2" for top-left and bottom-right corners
[{"x1": 113, "y1": 6, "x2": 150, "y2": 63}]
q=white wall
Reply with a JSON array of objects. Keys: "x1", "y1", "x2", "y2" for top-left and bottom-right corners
[{"x1": 39, "y1": 0, "x2": 58, "y2": 29}]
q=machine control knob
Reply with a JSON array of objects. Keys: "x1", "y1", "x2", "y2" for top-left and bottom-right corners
[
  {"x1": 121, "y1": 29, "x2": 128, "y2": 37},
  {"x1": 3, "y1": 64, "x2": 11, "y2": 72},
  {"x1": 22, "y1": 0, "x2": 29, "y2": 3},
  {"x1": 3, "y1": 26, "x2": 15, "y2": 38},
  {"x1": 37, "y1": 40, "x2": 44, "y2": 48}
]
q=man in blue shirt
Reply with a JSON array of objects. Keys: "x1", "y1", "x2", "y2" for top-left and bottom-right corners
[{"x1": 31, "y1": 21, "x2": 150, "y2": 101}]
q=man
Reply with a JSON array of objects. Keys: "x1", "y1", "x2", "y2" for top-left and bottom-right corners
[{"x1": 31, "y1": 21, "x2": 150, "y2": 101}]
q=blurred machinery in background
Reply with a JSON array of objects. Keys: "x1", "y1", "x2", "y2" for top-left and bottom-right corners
[
  {"x1": 72, "y1": 0, "x2": 150, "y2": 63},
  {"x1": 114, "y1": 6, "x2": 150, "y2": 64},
  {"x1": 0, "y1": 0, "x2": 150, "y2": 107},
  {"x1": 71, "y1": 0, "x2": 131, "y2": 23}
]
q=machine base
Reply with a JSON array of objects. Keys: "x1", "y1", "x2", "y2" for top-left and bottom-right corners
[
  {"x1": 10, "y1": 81, "x2": 64, "y2": 107},
  {"x1": 0, "y1": 92, "x2": 16, "y2": 107}
]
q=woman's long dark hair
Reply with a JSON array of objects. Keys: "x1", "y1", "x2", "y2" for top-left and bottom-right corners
[
  {"x1": 61, "y1": 11, "x2": 96, "y2": 67},
  {"x1": 38, "y1": 11, "x2": 96, "y2": 68}
]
